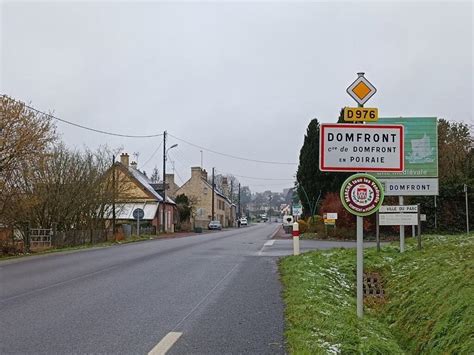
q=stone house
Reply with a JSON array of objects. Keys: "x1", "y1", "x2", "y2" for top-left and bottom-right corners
[
  {"x1": 174, "y1": 167, "x2": 236, "y2": 229},
  {"x1": 108, "y1": 153, "x2": 177, "y2": 234}
]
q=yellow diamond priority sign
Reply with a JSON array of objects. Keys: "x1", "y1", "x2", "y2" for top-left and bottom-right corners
[{"x1": 346, "y1": 73, "x2": 377, "y2": 105}]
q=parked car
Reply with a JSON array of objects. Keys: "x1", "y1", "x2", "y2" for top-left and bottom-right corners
[
  {"x1": 240, "y1": 217, "x2": 248, "y2": 226},
  {"x1": 208, "y1": 220, "x2": 222, "y2": 230}
]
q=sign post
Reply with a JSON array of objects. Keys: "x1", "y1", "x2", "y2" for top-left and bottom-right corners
[
  {"x1": 133, "y1": 208, "x2": 145, "y2": 237},
  {"x1": 340, "y1": 173, "x2": 384, "y2": 318}
]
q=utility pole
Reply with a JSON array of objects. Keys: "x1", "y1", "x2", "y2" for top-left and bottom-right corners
[
  {"x1": 212, "y1": 167, "x2": 215, "y2": 220},
  {"x1": 162, "y1": 131, "x2": 167, "y2": 233},
  {"x1": 112, "y1": 154, "x2": 116, "y2": 241},
  {"x1": 238, "y1": 183, "x2": 241, "y2": 219}
]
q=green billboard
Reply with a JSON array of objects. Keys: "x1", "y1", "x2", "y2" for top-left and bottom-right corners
[{"x1": 371, "y1": 117, "x2": 438, "y2": 178}]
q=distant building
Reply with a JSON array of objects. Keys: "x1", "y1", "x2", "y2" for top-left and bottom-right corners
[{"x1": 175, "y1": 167, "x2": 236, "y2": 229}]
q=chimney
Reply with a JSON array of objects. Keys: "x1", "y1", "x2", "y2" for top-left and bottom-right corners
[
  {"x1": 120, "y1": 153, "x2": 129, "y2": 167},
  {"x1": 222, "y1": 177, "x2": 229, "y2": 197},
  {"x1": 191, "y1": 167, "x2": 202, "y2": 181},
  {"x1": 201, "y1": 169, "x2": 208, "y2": 181},
  {"x1": 130, "y1": 161, "x2": 137, "y2": 170},
  {"x1": 165, "y1": 173, "x2": 174, "y2": 186}
]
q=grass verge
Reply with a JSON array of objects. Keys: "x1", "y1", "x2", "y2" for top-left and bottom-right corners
[{"x1": 279, "y1": 233, "x2": 474, "y2": 354}]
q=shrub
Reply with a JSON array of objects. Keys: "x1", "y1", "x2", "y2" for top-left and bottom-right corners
[{"x1": 297, "y1": 219, "x2": 308, "y2": 234}]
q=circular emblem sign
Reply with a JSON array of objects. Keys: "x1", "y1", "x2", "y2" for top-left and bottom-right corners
[{"x1": 340, "y1": 173, "x2": 384, "y2": 216}]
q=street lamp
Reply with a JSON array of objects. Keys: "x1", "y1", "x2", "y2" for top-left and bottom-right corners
[{"x1": 162, "y1": 142, "x2": 178, "y2": 233}]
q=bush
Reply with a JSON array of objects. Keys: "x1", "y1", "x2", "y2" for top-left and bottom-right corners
[
  {"x1": 297, "y1": 219, "x2": 308, "y2": 234},
  {"x1": 0, "y1": 241, "x2": 21, "y2": 256}
]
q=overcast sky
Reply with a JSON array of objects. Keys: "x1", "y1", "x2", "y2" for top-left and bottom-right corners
[{"x1": 1, "y1": 1, "x2": 472, "y2": 192}]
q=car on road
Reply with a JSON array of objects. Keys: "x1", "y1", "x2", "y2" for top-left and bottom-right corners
[
  {"x1": 208, "y1": 220, "x2": 222, "y2": 230},
  {"x1": 240, "y1": 217, "x2": 248, "y2": 226}
]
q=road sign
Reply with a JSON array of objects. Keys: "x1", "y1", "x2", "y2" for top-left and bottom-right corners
[
  {"x1": 380, "y1": 178, "x2": 439, "y2": 196},
  {"x1": 379, "y1": 205, "x2": 418, "y2": 213},
  {"x1": 292, "y1": 205, "x2": 302, "y2": 216},
  {"x1": 323, "y1": 213, "x2": 338, "y2": 220},
  {"x1": 340, "y1": 174, "x2": 384, "y2": 216},
  {"x1": 346, "y1": 74, "x2": 377, "y2": 105},
  {"x1": 133, "y1": 208, "x2": 144, "y2": 220},
  {"x1": 343, "y1": 107, "x2": 378, "y2": 122},
  {"x1": 372, "y1": 117, "x2": 438, "y2": 178},
  {"x1": 324, "y1": 219, "x2": 336, "y2": 225},
  {"x1": 379, "y1": 213, "x2": 419, "y2": 226},
  {"x1": 319, "y1": 123, "x2": 404, "y2": 172}
]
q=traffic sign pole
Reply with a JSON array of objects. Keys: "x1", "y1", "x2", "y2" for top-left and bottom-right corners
[
  {"x1": 356, "y1": 215, "x2": 363, "y2": 318},
  {"x1": 399, "y1": 196, "x2": 405, "y2": 253},
  {"x1": 357, "y1": 79, "x2": 364, "y2": 318},
  {"x1": 137, "y1": 214, "x2": 140, "y2": 237}
]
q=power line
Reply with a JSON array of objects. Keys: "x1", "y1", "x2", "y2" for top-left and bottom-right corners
[
  {"x1": 2, "y1": 94, "x2": 164, "y2": 138},
  {"x1": 221, "y1": 172, "x2": 294, "y2": 181},
  {"x1": 168, "y1": 133, "x2": 298, "y2": 165},
  {"x1": 141, "y1": 141, "x2": 163, "y2": 169},
  {"x1": 167, "y1": 151, "x2": 186, "y2": 185}
]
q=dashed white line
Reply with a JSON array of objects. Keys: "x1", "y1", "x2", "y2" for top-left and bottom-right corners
[{"x1": 148, "y1": 332, "x2": 182, "y2": 355}]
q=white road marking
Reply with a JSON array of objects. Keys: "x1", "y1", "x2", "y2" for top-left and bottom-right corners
[
  {"x1": 148, "y1": 332, "x2": 182, "y2": 355},
  {"x1": 258, "y1": 240, "x2": 275, "y2": 255}
]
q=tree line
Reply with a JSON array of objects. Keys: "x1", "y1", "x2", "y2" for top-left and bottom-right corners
[{"x1": 1, "y1": 95, "x2": 124, "y2": 247}]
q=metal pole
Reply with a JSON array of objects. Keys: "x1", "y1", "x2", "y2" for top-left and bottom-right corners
[
  {"x1": 137, "y1": 215, "x2": 140, "y2": 237},
  {"x1": 399, "y1": 196, "x2": 405, "y2": 253},
  {"x1": 356, "y1": 81, "x2": 364, "y2": 317},
  {"x1": 376, "y1": 211, "x2": 380, "y2": 252},
  {"x1": 112, "y1": 155, "x2": 116, "y2": 241},
  {"x1": 200, "y1": 150, "x2": 203, "y2": 169},
  {"x1": 356, "y1": 215, "x2": 363, "y2": 318},
  {"x1": 212, "y1": 167, "x2": 215, "y2": 220},
  {"x1": 465, "y1": 184, "x2": 469, "y2": 234},
  {"x1": 417, "y1": 203, "x2": 421, "y2": 250},
  {"x1": 434, "y1": 195, "x2": 437, "y2": 230},
  {"x1": 238, "y1": 183, "x2": 241, "y2": 219},
  {"x1": 162, "y1": 131, "x2": 166, "y2": 233}
]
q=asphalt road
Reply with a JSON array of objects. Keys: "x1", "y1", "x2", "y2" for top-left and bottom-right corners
[
  {"x1": 1, "y1": 224, "x2": 286, "y2": 354},
  {"x1": 1, "y1": 223, "x2": 383, "y2": 354}
]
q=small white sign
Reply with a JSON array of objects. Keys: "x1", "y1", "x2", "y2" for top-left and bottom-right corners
[
  {"x1": 319, "y1": 124, "x2": 404, "y2": 172},
  {"x1": 293, "y1": 206, "x2": 302, "y2": 216},
  {"x1": 379, "y1": 213, "x2": 419, "y2": 226},
  {"x1": 420, "y1": 214, "x2": 427, "y2": 222},
  {"x1": 380, "y1": 178, "x2": 439, "y2": 196},
  {"x1": 326, "y1": 213, "x2": 338, "y2": 220},
  {"x1": 379, "y1": 205, "x2": 418, "y2": 213}
]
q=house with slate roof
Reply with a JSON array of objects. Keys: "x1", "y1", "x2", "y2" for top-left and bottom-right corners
[{"x1": 107, "y1": 153, "x2": 177, "y2": 234}]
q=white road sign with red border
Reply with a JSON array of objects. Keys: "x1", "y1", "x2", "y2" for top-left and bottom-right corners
[{"x1": 319, "y1": 124, "x2": 404, "y2": 172}]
